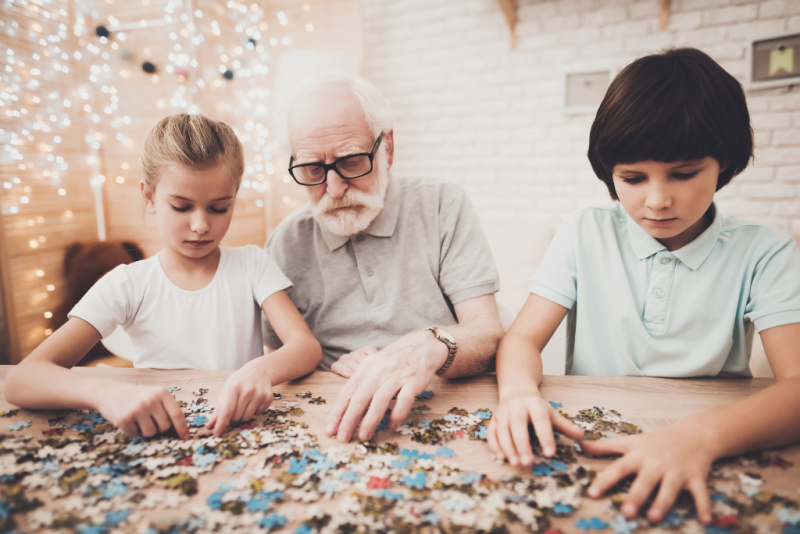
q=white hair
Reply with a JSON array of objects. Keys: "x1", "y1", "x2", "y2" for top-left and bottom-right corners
[{"x1": 279, "y1": 72, "x2": 394, "y2": 152}]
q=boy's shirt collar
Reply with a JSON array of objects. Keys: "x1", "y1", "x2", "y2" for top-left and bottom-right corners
[{"x1": 625, "y1": 203, "x2": 722, "y2": 271}]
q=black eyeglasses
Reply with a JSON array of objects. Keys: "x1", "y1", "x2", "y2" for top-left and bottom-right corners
[{"x1": 288, "y1": 134, "x2": 383, "y2": 186}]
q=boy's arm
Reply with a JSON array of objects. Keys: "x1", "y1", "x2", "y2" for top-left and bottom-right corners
[
  {"x1": 487, "y1": 294, "x2": 584, "y2": 464},
  {"x1": 209, "y1": 290, "x2": 321, "y2": 436},
  {"x1": 5, "y1": 318, "x2": 189, "y2": 439},
  {"x1": 584, "y1": 322, "x2": 800, "y2": 524}
]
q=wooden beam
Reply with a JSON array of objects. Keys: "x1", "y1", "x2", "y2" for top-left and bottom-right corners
[
  {"x1": 659, "y1": 0, "x2": 671, "y2": 30},
  {"x1": 498, "y1": 0, "x2": 516, "y2": 50}
]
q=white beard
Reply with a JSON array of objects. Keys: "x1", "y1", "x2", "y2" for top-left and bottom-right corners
[{"x1": 311, "y1": 163, "x2": 390, "y2": 237}]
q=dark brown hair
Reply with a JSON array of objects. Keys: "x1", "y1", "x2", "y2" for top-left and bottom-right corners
[{"x1": 588, "y1": 47, "x2": 753, "y2": 200}]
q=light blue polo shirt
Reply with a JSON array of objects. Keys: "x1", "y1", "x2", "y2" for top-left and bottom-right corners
[{"x1": 531, "y1": 203, "x2": 800, "y2": 377}]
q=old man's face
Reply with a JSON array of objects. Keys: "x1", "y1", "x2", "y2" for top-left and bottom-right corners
[{"x1": 289, "y1": 88, "x2": 390, "y2": 237}]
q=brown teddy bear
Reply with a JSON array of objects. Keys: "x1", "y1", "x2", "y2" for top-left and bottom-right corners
[{"x1": 51, "y1": 241, "x2": 144, "y2": 364}]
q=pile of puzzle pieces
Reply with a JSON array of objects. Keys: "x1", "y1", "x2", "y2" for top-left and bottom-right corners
[{"x1": 0, "y1": 386, "x2": 798, "y2": 533}]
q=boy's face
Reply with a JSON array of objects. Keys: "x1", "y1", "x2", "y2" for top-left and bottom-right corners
[{"x1": 612, "y1": 158, "x2": 721, "y2": 251}]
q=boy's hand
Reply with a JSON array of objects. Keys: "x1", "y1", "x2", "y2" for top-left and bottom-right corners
[
  {"x1": 487, "y1": 395, "x2": 584, "y2": 466},
  {"x1": 97, "y1": 382, "x2": 189, "y2": 440},
  {"x1": 208, "y1": 360, "x2": 274, "y2": 437},
  {"x1": 582, "y1": 419, "x2": 715, "y2": 524}
]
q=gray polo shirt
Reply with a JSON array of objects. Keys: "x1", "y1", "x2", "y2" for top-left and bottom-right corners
[{"x1": 262, "y1": 174, "x2": 500, "y2": 370}]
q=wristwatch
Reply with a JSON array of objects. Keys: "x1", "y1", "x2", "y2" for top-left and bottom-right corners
[{"x1": 424, "y1": 326, "x2": 457, "y2": 376}]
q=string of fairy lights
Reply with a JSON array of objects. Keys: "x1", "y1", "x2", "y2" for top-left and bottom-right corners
[{"x1": 1, "y1": 0, "x2": 315, "y2": 349}]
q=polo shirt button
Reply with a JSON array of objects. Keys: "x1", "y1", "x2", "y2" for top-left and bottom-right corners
[
  {"x1": 356, "y1": 234, "x2": 366, "y2": 242},
  {"x1": 366, "y1": 268, "x2": 374, "y2": 277},
  {"x1": 660, "y1": 256, "x2": 670, "y2": 265},
  {"x1": 653, "y1": 288, "x2": 665, "y2": 298}
]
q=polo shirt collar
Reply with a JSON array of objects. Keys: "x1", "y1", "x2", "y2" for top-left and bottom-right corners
[
  {"x1": 626, "y1": 203, "x2": 722, "y2": 271},
  {"x1": 319, "y1": 174, "x2": 400, "y2": 251}
]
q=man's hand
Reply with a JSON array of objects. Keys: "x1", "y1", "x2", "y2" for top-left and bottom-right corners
[
  {"x1": 208, "y1": 359, "x2": 275, "y2": 437},
  {"x1": 97, "y1": 382, "x2": 190, "y2": 440},
  {"x1": 487, "y1": 394, "x2": 584, "y2": 465},
  {"x1": 330, "y1": 345, "x2": 379, "y2": 378},
  {"x1": 325, "y1": 330, "x2": 445, "y2": 442},
  {"x1": 582, "y1": 419, "x2": 716, "y2": 524}
]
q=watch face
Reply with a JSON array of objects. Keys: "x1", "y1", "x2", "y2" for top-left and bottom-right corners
[{"x1": 437, "y1": 328, "x2": 456, "y2": 344}]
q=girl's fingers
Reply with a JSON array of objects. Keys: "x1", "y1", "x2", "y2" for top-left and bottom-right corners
[
  {"x1": 530, "y1": 410, "x2": 556, "y2": 457},
  {"x1": 620, "y1": 468, "x2": 660, "y2": 518},
  {"x1": 647, "y1": 473, "x2": 682, "y2": 522},
  {"x1": 587, "y1": 450, "x2": 633, "y2": 498},
  {"x1": 688, "y1": 477, "x2": 713, "y2": 524},
  {"x1": 509, "y1": 414, "x2": 535, "y2": 466}
]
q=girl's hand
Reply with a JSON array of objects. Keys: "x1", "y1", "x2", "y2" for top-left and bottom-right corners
[
  {"x1": 582, "y1": 420, "x2": 715, "y2": 524},
  {"x1": 487, "y1": 394, "x2": 584, "y2": 466},
  {"x1": 96, "y1": 382, "x2": 189, "y2": 439},
  {"x1": 208, "y1": 360, "x2": 274, "y2": 437}
]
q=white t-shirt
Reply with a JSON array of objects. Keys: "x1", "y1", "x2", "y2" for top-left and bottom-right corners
[{"x1": 69, "y1": 245, "x2": 291, "y2": 370}]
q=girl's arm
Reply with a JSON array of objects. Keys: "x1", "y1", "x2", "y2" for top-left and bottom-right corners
[
  {"x1": 583, "y1": 322, "x2": 800, "y2": 524},
  {"x1": 209, "y1": 290, "x2": 321, "y2": 436},
  {"x1": 5, "y1": 317, "x2": 189, "y2": 439},
  {"x1": 487, "y1": 294, "x2": 584, "y2": 465}
]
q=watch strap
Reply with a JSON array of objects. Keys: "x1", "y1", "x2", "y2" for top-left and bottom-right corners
[{"x1": 424, "y1": 327, "x2": 457, "y2": 376}]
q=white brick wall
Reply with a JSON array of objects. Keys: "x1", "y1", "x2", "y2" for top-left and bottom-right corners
[{"x1": 361, "y1": 0, "x2": 800, "y2": 240}]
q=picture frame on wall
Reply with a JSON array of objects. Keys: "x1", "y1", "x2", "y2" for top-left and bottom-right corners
[
  {"x1": 745, "y1": 31, "x2": 800, "y2": 90},
  {"x1": 563, "y1": 68, "x2": 612, "y2": 115}
]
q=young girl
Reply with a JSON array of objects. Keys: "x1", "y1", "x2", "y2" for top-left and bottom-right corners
[
  {"x1": 5, "y1": 113, "x2": 322, "y2": 439},
  {"x1": 487, "y1": 48, "x2": 800, "y2": 524}
]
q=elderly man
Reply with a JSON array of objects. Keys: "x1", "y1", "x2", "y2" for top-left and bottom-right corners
[{"x1": 263, "y1": 73, "x2": 504, "y2": 442}]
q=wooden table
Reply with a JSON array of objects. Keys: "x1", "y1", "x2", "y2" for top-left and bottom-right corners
[{"x1": 0, "y1": 366, "x2": 797, "y2": 533}]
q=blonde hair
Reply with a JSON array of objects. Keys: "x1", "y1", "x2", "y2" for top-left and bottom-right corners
[{"x1": 141, "y1": 113, "x2": 244, "y2": 194}]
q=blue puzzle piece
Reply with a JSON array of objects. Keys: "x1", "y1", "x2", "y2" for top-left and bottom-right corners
[
  {"x1": 104, "y1": 508, "x2": 132, "y2": 527},
  {"x1": 310, "y1": 458, "x2": 336, "y2": 473},
  {"x1": 227, "y1": 459, "x2": 246, "y2": 474},
  {"x1": 611, "y1": 514, "x2": 639, "y2": 534},
  {"x1": 339, "y1": 470, "x2": 360, "y2": 483},
  {"x1": 376, "y1": 489, "x2": 404, "y2": 501},
  {"x1": 260, "y1": 513, "x2": 287, "y2": 530},
  {"x1": 317, "y1": 478, "x2": 342, "y2": 497},
  {"x1": 402, "y1": 471, "x2": 427, "y2": 490},
  {"x1": 193, "y1": 452, "x2": 219, "y2": 468},
  {"x1": 391, "y1": 459, "x2": 411, "y2": 469},
  {"x1": 549, "y1": 401, "x2": 563, "y2": 409},
  {"x1": 553, "y1": 503, "x2": 573, "y2": 516},
  {"x1": 288, "y1": 457, "x2": 309, "y2": 474},
  {"x1": 532, "y1": 463, "x2": 554, "y2": 476},
  {"x1": 474, "y1": 409, "x2": 492, "y2": 420},
  {"x1": 460, "y1": 472, "x2": 482, "y2": 484},
  {"x1": 415, "y1": 390, "x2": 434, "y2": 400},
  {"x1": 167, "y1": 386, "x2": 181, "y2": 392},
  {"x1": 83, "y1": 411, "x2": 106, "y2": 423},
  {"x1": 777, "y1": 508, "x2": 800, "y2": 525},
  {"x1": 188, "y1": 414, "x2": 208, "y2": 427},
  {"x1": 478, "y1": 425, "x2": 487, "y2": 439},
  {"x1": 425, "y1": 511, "x2": 441, "y2": 526},
  {"x1": 575, "y1": 517, "x2": 610, "y2": 530},
  {"x1": 435, "y1": 446, "x2": 455, "y2": 458}
]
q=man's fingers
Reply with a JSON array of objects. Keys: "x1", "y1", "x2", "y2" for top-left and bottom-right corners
[
  {"x1": 336, "y1": 385, "x2": 374, "y2": 442},
  {"x1": 357, "y1": 382, "x2": 398, "y2": 441},
  {"x1": 136, "y1": 415, "x2": 158, "y2": 438},
  {"x1": 326, "y1": 378, "x2": 359, "y2": 437},
  {"x1": 213, "y1": 393, "x2": 236, "y2": 437},
  {"x1": 388, "y1": 384, "x2": 416, "y2": 429}
]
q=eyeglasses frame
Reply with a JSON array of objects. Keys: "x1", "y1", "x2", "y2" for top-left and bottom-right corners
[{"x1": 288, "y1": 133, "x2": 384, "y2": 186}]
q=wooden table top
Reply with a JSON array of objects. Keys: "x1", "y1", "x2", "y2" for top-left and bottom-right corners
[{"x1": 0, "y1": 366, "x2": 796, "y2": 533}]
